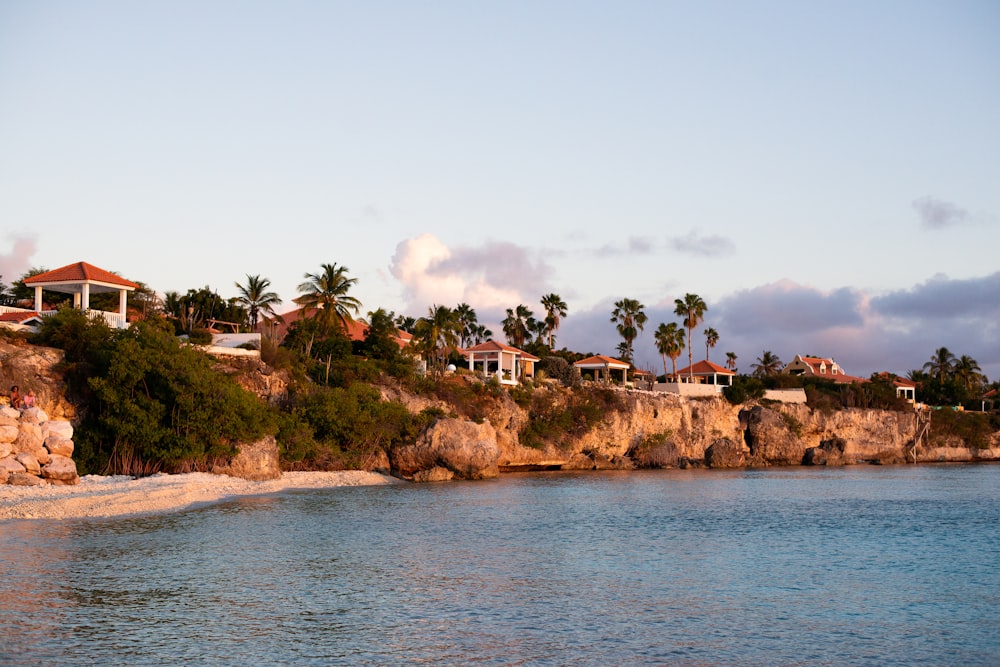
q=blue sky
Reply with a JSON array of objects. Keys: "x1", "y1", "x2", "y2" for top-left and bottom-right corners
[{"x1": 2, "y1": 1, "x2": 998, "y2": 380}]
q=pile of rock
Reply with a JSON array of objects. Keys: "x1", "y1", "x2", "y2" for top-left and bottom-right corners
[{"x1": 0, "y1": 405, "x2": 79, "y2": 486}]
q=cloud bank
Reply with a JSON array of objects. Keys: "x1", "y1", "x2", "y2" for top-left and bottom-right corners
[
  {"x1": 912, "y1": 196, "x2": 970, "y2": 230},
  {"x1": 390, "y1": 233, "x2": 553, "y2": 314},
  {"x1": 0, "y1": 236, "x2": 38, "y2": 285}
]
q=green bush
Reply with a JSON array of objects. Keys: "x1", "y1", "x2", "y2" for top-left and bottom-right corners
[{"x1": 723, "y1": 375, "x2": 766, "y2": 405}]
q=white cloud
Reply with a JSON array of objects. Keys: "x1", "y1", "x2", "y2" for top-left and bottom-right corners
[{"x1": 0, "y1": 236, "x2": 38, "y2": 285}]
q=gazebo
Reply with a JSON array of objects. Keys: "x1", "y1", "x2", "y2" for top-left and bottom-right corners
[
  {"x1": 673, "y1": 359, "x2": 736, "y2": 386},
  {"x1": 463, "y1": 340, "x2": 539, "y2": 386},
  {"x1": 573, "y1": 355, "x2": 630, "y2": 385},
  {"x1": 21, "y1": 261, "x2": 138, "y2": 329}
]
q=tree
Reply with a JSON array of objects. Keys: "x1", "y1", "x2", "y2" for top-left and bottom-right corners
[
  {"x1": 454, "y1": 303, "x2": 478, "y2": 348},
  {"x1": 923, "y1": 347, "x2": 957, "y2": 385},
  {"x1": 294, "y1": 263, "x2": 361, "y2": 335},
  {"x1": 540, "y1": 293, "x2": 568, "y2": 349},
  {"x1": 653, "y1": 322, "x2": 685, "y2": 380},
  {"x1": 468, "y1": 323, "x2": 492, "y2": 345},
  {"x1": 611, "y1": 298, "x2": 647, "y2": 363},
  {"x1": 414, "y1": 304, "x2": 461, "y2": 374},
  {"x1": 725, "y1": 351, "x2": 737, "y2": 371},
  {"x1": 751, "y1": 350, "x2": 783, "y2": 377},
  {"x1": 235, "y1": 274, "x2": 282, "y2": 331},
  {"x1": 503, "y1": 305, "x2": 536, "y2": 348},
  {"x1": 674, "y1": 293, "x2": 707, "y2": 380},
  {"x1": 394, "y1": 314, "x2": 417, "y2": 333},
  {"x1": 954, "y1": 355, "x2": 984, "y2": 392},
  {"x1": 704, "y1": 327, "x2": 719, "y2": 362}
]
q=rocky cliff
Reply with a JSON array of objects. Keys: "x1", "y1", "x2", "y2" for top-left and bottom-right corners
[{"x1": 386, "y1": 382, "x2": 1000, "y2": 481}]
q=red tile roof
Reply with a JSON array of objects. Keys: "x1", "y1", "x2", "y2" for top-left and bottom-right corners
[
  {"x1": 573, "y1": 354, "x2": 630, "y2": 368},
  {"x1": 23, "y1": 262, "x2": 139, "y2": 289},
  {"x1": 0, "y1": 311, "x2": 43, "y2": 324},
  {"x1": 674, "y1": 359, "x2": 736, "y2": 376}
]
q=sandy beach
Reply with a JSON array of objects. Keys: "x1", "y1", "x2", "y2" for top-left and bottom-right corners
[{"x1": 0, "y1": 471, "x2": 402, "y2": 521}]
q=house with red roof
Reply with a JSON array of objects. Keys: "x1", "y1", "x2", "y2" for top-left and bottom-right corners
[
  {"x1": 782, "y1": 355, "x2": 866, "y2": 384},
  {"x1": 260, "y1": 308, "x2": 412, "y2": 350},
  {"x1": 0, "y1": 261, "x2": 138, "y2": 329},
  {"x1": 573, "y1": 355, "x2": 630, "y2": 385},
  {"x1": 462, "y1": 340, "x2": 539, "y2": 385},
  {"x1": 673, "y1": 359, "x2": 736, "y2": 386}
]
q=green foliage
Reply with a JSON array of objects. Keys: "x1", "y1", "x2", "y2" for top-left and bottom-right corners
[
  {"x1": 520, "y1": 386, "x2": 625, "y2": 450},
  {"x1": 537, "y1": 356, "x2": 583, "y2": 388},
  {"x1": 723, "y1": 375, "x2": 766, "y2": 405},
  {"x1": 281, "y1": 383, "x2": 421, "y2": 469},
  {"x1": 929, "y1": 409, "x2": 999, "y2": 450},
  {"x1": 187, "y1": 328, "x2": 213, "y2": 345},
  {"x1": 34, "y1": 311, "x2": 276, "y2": 475}
]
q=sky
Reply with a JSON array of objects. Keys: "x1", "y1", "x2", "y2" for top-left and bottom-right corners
[{"x1": 1, "y1": 1, "x2": 998, "y2": 381}]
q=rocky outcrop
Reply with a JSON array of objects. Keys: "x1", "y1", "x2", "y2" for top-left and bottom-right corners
[
  {"x1": 209, "y1": 435, "x2": 282, "y2": 481},
  {"x1": 390, "y1": 418, "x2": 500, "y2": 481},
  {"x1": 0, "y1": 406, "x2": 79, "y2": 485},
  {"x1": 0, "y1": 340, "x2": 76, "y2": 420},
  {"x1": 705, "y1": 438, "x2": 746, "y2": 468},
  {"x1": 742, "y1": 404, "x2": 916, "y2": 465}
]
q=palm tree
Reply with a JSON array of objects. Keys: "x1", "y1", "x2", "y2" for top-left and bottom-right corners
[
  {"x1": 540, "y1": 293, "x2": 568, "y2": 349},
  {"x1": 394, "y1": 314, "x2": 417, "y2": 333},
  {"x1": 653, "y1": 322, "x2": 685, "y2": 380},
  {"x1": 954, "y1": 355, "x2": 984, "y2": 392},
  {"x1": 611, "y1": 298, "x2": 647, "y2": 362},
  {"x1": 923, "y1": 347, "x2": 957, "y2": 385},
  {"x1": 414, "y1": 304, "x2": 461, "y2": 374},
  {"x1": 725, "y1": 351, "x2": 737, "y2": 371},
  {"x1": 468, "y1": 323, "x2": 493, "y2": 345},
  {"x1": 751, "y1": 350, "x2": 783, "y2": 377},
  {"x1": 294, "y1": 263, "x2": 361, "y2": 335},
  {"x1": 674, "y1": 293, "x2": 707, "y2": 380},
  {"x1": 234, "y1": 274, "x2": 282, "y2": 331},
  {"x1": 454, "y1": 303, "x2": 478, "y2": 348},
  {"x1": 704, "y1": 327, "x2": 719, "y2": 362},
  {"x1": 502, "y1": 305, "x2": 536, "y2": 348}
]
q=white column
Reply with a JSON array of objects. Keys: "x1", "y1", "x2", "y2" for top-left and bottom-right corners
[
  {"x1": 81, "y1": 284, "x2": 90, "y2": 310},
  {"x1": 34, "y1": 286, "x2": 43, "y2": 311},
  {"x1": 119, "y1": 289, "x2": 128, "y2": 317}
]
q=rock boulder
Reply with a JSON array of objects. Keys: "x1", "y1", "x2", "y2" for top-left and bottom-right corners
[{"x1": 391, "y1": 418, "x2": 500, "y2": 480}]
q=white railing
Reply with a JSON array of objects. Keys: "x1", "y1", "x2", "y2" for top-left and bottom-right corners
[{"x1": 0, "y1": 305, "x2": 128, "y2": 329}]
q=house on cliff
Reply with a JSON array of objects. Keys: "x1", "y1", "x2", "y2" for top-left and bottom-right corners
[
  {"x1": 0, "y1": 261, "x2": 138, "y2": 330},
  {"x1": 462, "y1": 340, "x2": 538, "y2": 386},
  {"x1": 782, "y1": 355, "x2": 866, "y2": 384}
]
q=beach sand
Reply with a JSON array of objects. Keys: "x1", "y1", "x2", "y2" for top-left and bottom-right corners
[{"x1": 0, "y1": 471, "x2": 402, "y2": 521}]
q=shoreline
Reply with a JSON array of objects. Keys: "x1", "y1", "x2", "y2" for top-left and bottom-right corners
[{"x1": 0, "y1": 470, "x2": 402, "y2": 521}]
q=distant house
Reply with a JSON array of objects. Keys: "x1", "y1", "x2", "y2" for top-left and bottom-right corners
[
  {"x1": 573, "y1": 355, "x2": 630, "y2": 385},
  {"x1": 0, "y1": 261, "x2": 138, "y2": 329},
  {"x1": 261, "y1": 308, "x2": 412, "y2": 350},
  {"x1": 462, "y1": 340, "x2": 539, "y2": 386},
  {"x1": 874, "y1": 372, "x2": 917, "y2": 403},
  {"x1": 782, "y1": 355, "x2": 866, "y2": 384},
  {"x1": 673, "y1": 360, "x2": 736, "y2": 386}
]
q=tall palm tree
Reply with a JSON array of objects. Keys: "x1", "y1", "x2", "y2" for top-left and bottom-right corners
[
  {"x1": 674, "y1": 293, "x2": 707, "y2": 380},
  {"x1": 414, "y1": 304, "x2": 461, "y2": 374},
  {"x1": 540, "y1": 293, "x2": 568, "y2": 349},
  {"x1": 503, "y1": 305, "x2": 536, "y2": 348},
  {"x1": 235, "y1": 274, "x2": 282, "y2": 331},
  {"x1": 469, "y1": 323, "x2": 493, "y2": 345},
  {"x1": 394, "y1": 314, "x2": 417, "y2": 333},
  {"x1": 922, "y1": 347, "x2": 957, "y2": 385},
  {"x1": 725, "y1": 351, "x2": 738, "y2": 371},
  {"x1": 454, "y1": 303, "x2": 478, "y2": 348},
  {"x1": 751, "y1": 350, "x2": 783, "y2": 377},
  {"x1": 294, "y1": 263, "x2": 361, "y2": 335},
  {"x1": 704, "y1": 327, "x2": 719, "y2": 362},
  {"x1": 611, "y1": 298, "x2": 647, "y2": 363},
  {"x1": 954, "y1": 355, "x2": 984, "y2": 392},
  {"x1": 653, "y1": 322, "x2": 685, "y2": 380}
]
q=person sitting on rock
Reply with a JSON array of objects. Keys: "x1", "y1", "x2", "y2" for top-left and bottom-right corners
[
  {"x1": 22, "y1": 389, "x2": 36, "y2": 409},
  {"x1": 9, "y1": 385, "x2": 21, "y2": 409}
]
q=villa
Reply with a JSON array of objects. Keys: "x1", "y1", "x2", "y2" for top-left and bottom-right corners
[
  {"x1": 573, "y1": 355, "x2": 630, "y2": 385},
  {"x1": 462, "y1": 340, "x2": 538, "y2": 386},
  {"x1": 783, "y1": 354, "x2": 866, "y2": 384},
  {"x1": 0, "y1": 261, "x2": 137, "y2": 330}
]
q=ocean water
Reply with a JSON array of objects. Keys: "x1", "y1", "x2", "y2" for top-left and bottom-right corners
[{"x1": 1, "y1": 465, "x2": 998, "y2": 666}]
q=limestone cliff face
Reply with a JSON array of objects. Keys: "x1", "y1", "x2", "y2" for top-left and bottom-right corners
[
  {"x1": 741, "y1": 404, "x2": 920, "y2": 465},
  {"x1": 0, "y1": 340, "x2": 76, "y2": 420},
  {"x1": 390, "y1": 418, "x2": 500, "y2": 480}
]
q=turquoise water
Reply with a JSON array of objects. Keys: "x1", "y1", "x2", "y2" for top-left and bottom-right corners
[{"x1": 2, "y1": 465, "x2": 998, "y2": 666}]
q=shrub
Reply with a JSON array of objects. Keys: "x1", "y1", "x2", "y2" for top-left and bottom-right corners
[{"x1": 723, "y1": 375, "x2": 766, "y2": 405}]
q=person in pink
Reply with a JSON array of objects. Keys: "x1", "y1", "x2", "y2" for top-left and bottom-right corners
[{"x1": 22, "y1": 389, "x2": 36, "y2": 409}]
